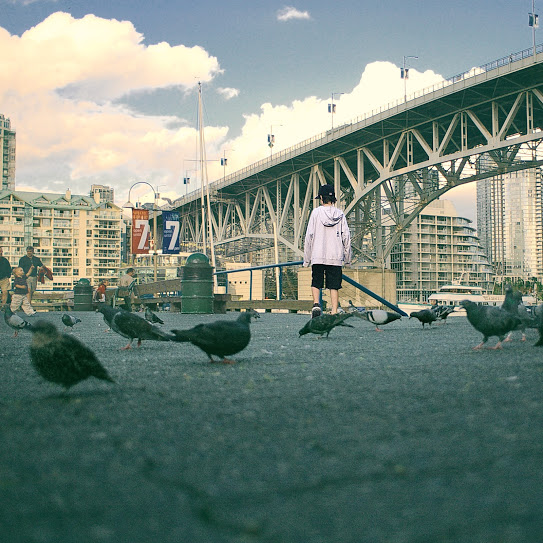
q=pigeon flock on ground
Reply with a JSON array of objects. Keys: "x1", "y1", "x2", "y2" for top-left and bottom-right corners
[{"x1": 2, "y1": 283, "x2": 543, "y2": 392}]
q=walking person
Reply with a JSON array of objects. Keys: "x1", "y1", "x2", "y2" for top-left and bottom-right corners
[
  {"x1": 10, "y1": 267, "x2": 37, "y2": 316},
  {"x1": 18, "y1": 246, "x2": 43, "y2": 302},
  {"x1": 117, "y1": 268, "x2": 136, "y2": 311},
  {"x1": 0, "y1": 247, "x2": 12, "y2": 307},
  {"x1": 303, "y1": 184, "x2": 351, "y2": 317}
]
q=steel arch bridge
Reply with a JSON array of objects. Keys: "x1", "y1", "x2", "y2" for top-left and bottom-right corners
[{"x1": 169, "y1": 48, "x2": 543, "y2": 267}]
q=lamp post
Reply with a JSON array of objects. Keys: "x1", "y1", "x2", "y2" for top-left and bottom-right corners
[
  {"x1": 529, "y1": 0, "x2": 539, "y2": 57},
  {"x1": 401, "y1": 55, "x2": 418, "y2": 103},
  {"x1": 328, "y1": 92, "x2": 344, "y2": 130},
  {"x1": 123, "y1": 181, "x2": 159, "y2": 282},
  {"x1": 268, "y1": 124, "x2": 283, "y2": 157}
]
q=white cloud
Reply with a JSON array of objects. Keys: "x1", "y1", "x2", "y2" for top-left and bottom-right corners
[
  {"x1": 216, "y1": 87, "x2": 240, "y2": 100},
  {"x1": 277, "y1": 6, "x2": 311, "y2": 22}
]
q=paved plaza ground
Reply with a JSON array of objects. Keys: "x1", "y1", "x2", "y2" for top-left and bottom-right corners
[{"x1": 1, "y1": 309, "x2": 543, "y2": 542}]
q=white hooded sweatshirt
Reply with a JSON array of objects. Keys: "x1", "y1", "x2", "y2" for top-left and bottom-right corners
[{"x1": 303, "y1": 205, "x2": 351, "y2": 267}]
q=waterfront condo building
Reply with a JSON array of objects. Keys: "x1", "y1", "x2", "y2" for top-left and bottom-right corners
[
  {"x1": 0, "y1": 114, "x2": 16, "y2": 191},
  {"x1": 0, "y1": 189, "x2": 122, "y2": 289},
  {"x1": 476, "y1": 167, "x2": 543, "y2": 283},
  {"x1": 390, "y1": 199, "x2": 493, "y2": 303}
]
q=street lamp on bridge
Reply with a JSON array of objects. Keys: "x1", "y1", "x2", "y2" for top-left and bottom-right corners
[
  {"x1": 123, "y1": 181, "x2": 159, "y2": 282},
  {"x1": 401, "y1": 55, "x2": 418, "y2": 103}
]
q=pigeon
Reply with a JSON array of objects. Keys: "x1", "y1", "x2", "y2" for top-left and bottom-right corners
[
  {"x1": 96, "y1": 302, "x2": 123, "y2": 332},
  {"x1": 29, "y1": 320, "x2": 114, "y2": 390},
  {"x1": 431, "y1": 305, "x2": 455, "y2": 323},
  {"x1": 170, "y1": 309, "x2": 260, "y2": 363},
  {"x1": 409, "y1": 309, "x2": 438, "y2": 328},
  {"x1": 3, "y1": 305, "x2": 33, "y2": 337},
  {"x1": 61, "y1": 313, "x2": 81, "y2": 331},
  {"x1": 110, "y1": 309, "x2": 174, "y2": 350},
  {"x1": 351, "y1": 307, "x2": 401, "y2": 331},
  {"x1": 460, "y1": 299, "x2": 522, "y2": 350},
  {"x1": 533, "y1": 304, "x2": 543, "y2": 346},
  {"x1": 298, "y1": 312, "x2": 355, "y2": 338},
  {"x1": 145, "y1": 306, "x2": 164, "y2": 325},
  {"x1": 501, "y1": 286, "x2": 536, "y2": 342}
]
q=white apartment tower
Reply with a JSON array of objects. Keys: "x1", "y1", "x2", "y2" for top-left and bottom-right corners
[
  {"x1": 391, "y1": 199, "x2": 493, "y2": 302},
  {"x1": 477, "y1": 167, "x2": 543, "y2": 282},
  {"x1": 0, "y1": 189, "x2": 122, "y2": 289},
  {"x1": 0, "y1": 114, "x2": 16, "y2": 191}
]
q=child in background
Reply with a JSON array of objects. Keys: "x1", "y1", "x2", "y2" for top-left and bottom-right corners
[{"x1": 10, "y1": 267, "x2": 37, "y2": 316}]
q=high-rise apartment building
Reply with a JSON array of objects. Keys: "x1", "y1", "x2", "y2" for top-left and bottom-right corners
[
  {"x1": 0, "y1": 189, "x2": 122, "y2": 289},
  {"x1": 391, "y1": 199, "x2": 493, "y2": 302},
  {"x1": 477, "y1": 167, "x2": 543, "y2": 282},
  {"x1": 90, "y1": 184, "x2": 114, "y2": 203},
  {"x1": 0, "y1": 114, "x2": 16, "y2": 191}
]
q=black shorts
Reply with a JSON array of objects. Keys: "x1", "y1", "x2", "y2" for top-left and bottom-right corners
[{"x1": 311, "y1": 264, "x2": 343, "y2": 290}]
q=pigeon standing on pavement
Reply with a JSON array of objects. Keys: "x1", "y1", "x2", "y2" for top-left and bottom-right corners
[
  {"x1": 533, "y1": 304, "x2": 543, "y2": 346},
  {"x1": 460, "y1": 299, "x2": 521, "y2": 350},
  {"x1": 298, "y1": 312, "x2": 355, "y2": 338},
  {"x1": 501, "y1": 286, "x2": 535, "y2": 342},
  {"x1": 61, "y1": 313, "x2": 81, "y2": 331},
  {"x1": 145, "y1": 306, "x2": 164, "y2": 325},
  {"x1": 431, "y1": 305, "x2": 455, "y2": 323},
  {"x1": 409, "y1": 309, "x2": 438, "y2": 328},
  {"x1": 96, "y1": 303, "x2": 123, "y2": 332},
  {"x1": 3, "y1": 305, "x2": 33, "y2": 337},
  {"x1": 170, "y1": 309, "x2": 260, "y2": 363},
  {"x1": 351, "y1": 307, "x2": 401, "y2": 332},
  {"x1": 110, "y1": 310, "x2": 174, "y2": 350},
  {"x1": 29, "y1": 320, "x2": 114, "y2": 390}
]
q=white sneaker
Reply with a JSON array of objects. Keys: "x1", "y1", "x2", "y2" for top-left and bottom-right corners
[{"x1": 311, "y1": 304, "x2": 322, "y2": 318}]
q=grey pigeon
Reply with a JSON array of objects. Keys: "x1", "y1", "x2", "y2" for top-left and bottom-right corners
[
  {"x1": 145, "y1": 306, "x2": 164, "y2": 325},
  {"x1": 61, "y1": 313, "x2": 81, "y2": 331},
  {"x1": 96, "y1": 302, "x2": 123, "y2": 332},
  {"x1": 431, "y1": 305, "x2": 455, "y2": 324},
  {"x1": 460, "y1": 299, "x2": 521, "y2": 350},
  {"x1": 409, "y1": 309, "x2": 438, "y2": 328},
  {"x1": 29, "y1": 320, "x2": 114, "y2": 390},
  {"x1": 3, "y1": 305, "x2": 33, "y2": 337},
  {"x1": 352, "y1": 307, "x2": 401, "y2": 331},
  {"x1": 170, "y1": 309, "x2": 260, "y2": 363},
  {"x1": 501, "y1": 286, "x2": 536, "y2": 342},
  {"x1": 533, "y1": 304, "x2": 543, "y2": 346},
  {"x1": 111, "y1": 310, "x2": 174, "y2": 350},
  {"x1": 299, "y1": 312, "x2": 355, "y2": 338}
]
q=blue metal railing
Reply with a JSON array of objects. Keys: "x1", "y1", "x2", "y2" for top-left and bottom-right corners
[{"x1": 214, "y1": 261, "x2": 407, "y2": 316}]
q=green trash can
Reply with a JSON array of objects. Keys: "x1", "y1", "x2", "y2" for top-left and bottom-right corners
[
  {"x1": 181, "y1": 253, "x2": 214, "y2": 314},
  {"x1": 73, "y1": 278, "x2": 93, "y2": 311}
]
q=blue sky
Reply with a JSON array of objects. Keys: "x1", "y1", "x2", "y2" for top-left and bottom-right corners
[{"x1": 1, "y1": 0, "x2": 539, "y2": 220}]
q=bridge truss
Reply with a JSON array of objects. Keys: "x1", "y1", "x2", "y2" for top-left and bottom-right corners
[{"x1": 171, "y1": 52, "x2": 543, "y2": 268}]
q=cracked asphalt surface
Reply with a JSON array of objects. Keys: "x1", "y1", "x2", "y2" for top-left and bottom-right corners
[{"x1": 1, "y1": 310, "x2": 543, "y2": 542}]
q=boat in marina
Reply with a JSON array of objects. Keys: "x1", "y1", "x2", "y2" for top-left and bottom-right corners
[{"x1": 398, "y1": 282, "x2": 537, "y2": 316}]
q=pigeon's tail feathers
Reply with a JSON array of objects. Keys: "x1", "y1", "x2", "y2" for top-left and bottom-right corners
[{"x1": 152, "y1": 326, "x2": 175, "y2": 341}]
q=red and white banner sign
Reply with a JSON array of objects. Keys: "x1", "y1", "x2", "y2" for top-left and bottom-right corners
[{"x1": 132, "y1": 208, "x2": 150, "y2": 254}]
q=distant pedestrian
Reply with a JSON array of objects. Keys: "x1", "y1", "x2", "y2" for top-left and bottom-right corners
[
  {"x1": 18, "y1": 246, "x2": 43, "y2": 302},
  {"x1": 117, "y1": 268, "x2": 136, "y2": 311},
  {"x1": 0, "y1": 246, "x2": 12, "y2": 307},
  {"x1": 10, "y1": 267, "x2": 37, "y2": 316},
  {"x1": 303, "y1": 184, "x2": 351, "y2": 317}
]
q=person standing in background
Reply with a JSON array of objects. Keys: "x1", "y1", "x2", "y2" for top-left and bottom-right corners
[
  {"x1": 18, "y1": 246, "x2": 43, "y2": 302},
  {"x1": 117, "y1": 268, "x2": 136, "y2": 311},
  {"x1": 0, "y1": 247, "x2": 12, "y2": 307}
]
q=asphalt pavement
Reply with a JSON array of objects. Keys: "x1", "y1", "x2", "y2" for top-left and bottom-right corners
[{"x1": 1, "y1": 309, "x2": 543, "y2": 543}]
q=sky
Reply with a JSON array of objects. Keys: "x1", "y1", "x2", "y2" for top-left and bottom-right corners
[{"x1": 1, "y1": 0, "x2": 539, "y2": 222}]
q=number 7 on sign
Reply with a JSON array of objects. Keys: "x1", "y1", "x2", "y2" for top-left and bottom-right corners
[
  {"x1": 135, "y1": 219, "x2": 150, "y2": 250},
  {"x1": 166, "y1": 220, "x2": 180, "y2": 251}
]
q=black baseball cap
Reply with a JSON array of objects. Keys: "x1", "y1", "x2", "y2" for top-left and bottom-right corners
[{"x1": 315, "y1": 184, "x2": 335, "y2": 199}]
